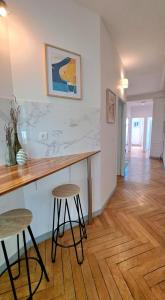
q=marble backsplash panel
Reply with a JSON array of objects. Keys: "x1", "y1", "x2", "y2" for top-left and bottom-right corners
[{"x1": 0, "y1": 99, "x2": 100, "y2": 162}]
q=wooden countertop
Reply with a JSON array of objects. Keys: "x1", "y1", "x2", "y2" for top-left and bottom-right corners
[{"x1": 0, "y1": 151, "x2": 100, "y2": 196}]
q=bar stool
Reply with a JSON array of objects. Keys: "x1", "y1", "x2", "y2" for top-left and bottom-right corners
[
  {"x1": 0, "y1": 209, "x2": 49, "y2": 300},
  {"x1": 51, "y1": 184, "x2": 87, "y2": 265}
]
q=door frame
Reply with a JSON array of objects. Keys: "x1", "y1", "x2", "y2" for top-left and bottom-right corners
[{"x1": 117, "y1": 98, "x2": 126, "y2": 176}]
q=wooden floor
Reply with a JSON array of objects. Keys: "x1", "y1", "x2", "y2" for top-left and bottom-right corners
[{"x1": 1, "y1": 150, "x2": 165, "y2": 299}]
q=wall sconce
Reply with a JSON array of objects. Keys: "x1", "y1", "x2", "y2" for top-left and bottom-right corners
[
  {"x1": 0, "y1": 0, "x2": 8, "y2": 17},
  {"x1": 120, "y1": 78, "x2": 129, "y2": 89}
]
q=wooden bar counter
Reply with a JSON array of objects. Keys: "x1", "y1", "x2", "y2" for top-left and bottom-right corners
[{"x1": 0, "y1": 151, "x2": 100, "y2": 223}]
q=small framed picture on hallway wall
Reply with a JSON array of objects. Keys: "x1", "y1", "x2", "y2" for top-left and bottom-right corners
[
  {"x1": 45, "y1": 44, "x2": 82, "y2": 100},
  {"x1": 106, "y1": 89, "x2": 116, "y2": 123}
]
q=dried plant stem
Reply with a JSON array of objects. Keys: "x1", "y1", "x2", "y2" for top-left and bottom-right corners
[
  {"x1": 4, "y1": 124, "x2": 13, "y2": 146},
  {"x1": 10, "y1": 96, "x2": 20, "y2": 132}
]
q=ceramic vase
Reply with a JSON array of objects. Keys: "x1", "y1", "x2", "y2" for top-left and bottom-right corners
[
  {"x1": 16, "y1": 148, "x2": 28, "y2": 165},
  {"x1": 13, "y1": 130, "x2": 22, "y2": 157}
]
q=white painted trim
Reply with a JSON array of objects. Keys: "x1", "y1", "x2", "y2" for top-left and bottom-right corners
[
  {"x1": 149, "y1": 156, "x2": 162, "y2": 160},
  {"x1": 160, "y1": 65, "x2": 165, "y2": 91},
  {"x1": 127, "y1": 90, "x2": 165, "y2": 101},
  {"x1": 117, "y1": 99, "x2": 126, "y2": 176}
]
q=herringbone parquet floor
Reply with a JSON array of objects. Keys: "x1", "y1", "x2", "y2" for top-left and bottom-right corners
[{"x1": 1, "y1": 150, "x2": 165, "y2": 299}]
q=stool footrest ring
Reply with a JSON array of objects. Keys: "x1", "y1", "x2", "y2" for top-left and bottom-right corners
[
  {"x1": 0, "y1": 257, "x2": 44, "y2": 298},
  {"x1": 51, "y1": 195, "x2": 87, "y2": 265},
  {"x1": 1, "y1": 226, "x2": 49, "y2": 300},
  {"x1": 53, "y1": 221, "x2": 85, "y2": 248}
]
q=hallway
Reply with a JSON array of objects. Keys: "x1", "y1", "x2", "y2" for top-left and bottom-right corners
[
  {"x1": 125, "y1": 146, "x2": 151, "y2": 183},
  {"x1": 108, "y1": 155, "x2": 165, "y2": 299},
  {"x1": 1, "y1": 155, "x2": 165, "y2": 299}
]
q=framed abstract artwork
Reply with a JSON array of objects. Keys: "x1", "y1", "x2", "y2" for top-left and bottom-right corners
[
  {"x1": 45, "y1": 44, "x2": 82, "y2": 99},
  {"x1": 106, "y1": 89, "x2": 116, "y2": 123}
]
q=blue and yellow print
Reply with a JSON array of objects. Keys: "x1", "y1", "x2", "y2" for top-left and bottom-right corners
[{"x1": 52, "y1": 57, "x2": 77, "y2": 93}]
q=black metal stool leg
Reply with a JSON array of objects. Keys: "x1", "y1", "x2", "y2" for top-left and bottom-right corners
[
  {"x1": 62, "y1": 199, "x2": 67, "y2": 235},
  {"x1": 59, "y1": 199, "x2": 67, "y2": 238},
  {"x1": 77, "y1": 194, "x2": 87, "y2": 239},
  {"x1": 66, "y1": 200, "x2": 84, "y2": 264},
  {"x1": 27, "y1": 226, "x2": 49, "y2": 282},
  {"x1": 17, "y1": 234, "x2": 21, "y2": 276},
  {"x1": 12, "y1": 234, "x2": 21, "y2": 281},
  {"x1": 52, "y1": 198, "x2": 62, "y2": 262},
  {"x1": 74, "y1": 197, "x2": 84, "y2": 240},
  {"x1": 74, "y1": 197, "x2": 84, "y2": 263},
  {"x1": 51, "y1": 197, "x2": 56, "y2": 261},
  {"x1": 1, "y1": 240, "x2": 17, "y2": 300},
  {"x1": 23, "y1": 230, "x2": 33, "y2": 299}
]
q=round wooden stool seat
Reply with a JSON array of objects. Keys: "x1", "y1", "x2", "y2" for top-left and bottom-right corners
[
  {"x1": 52, "y1": 184, "x2": 80, "y2": 199},
  {"x1": 0, "y1": 209, "x2": 32, "y2": 241}
]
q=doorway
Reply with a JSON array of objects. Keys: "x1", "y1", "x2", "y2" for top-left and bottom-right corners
[
  {"x1": 126, "y1": 100, "x2": 153, "y2": 158},
  {"x1": 131, "y1": 118, "x2": 144, "y2": 150}
]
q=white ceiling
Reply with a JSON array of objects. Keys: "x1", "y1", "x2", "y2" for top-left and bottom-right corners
[
  {"x1": 127, "y1": 100, "x2": 153, "y2": 107},
  {"x1": 75, "y1": 0, "x2": 165, "y2": 96}
]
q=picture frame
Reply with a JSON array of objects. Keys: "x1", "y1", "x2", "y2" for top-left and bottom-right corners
[
  {"x1": 106, "y1": 88, "x2": 116, "y2": 123},
  {"x1": 45, "y1": 44, "x2": 82, "y2": 100}
]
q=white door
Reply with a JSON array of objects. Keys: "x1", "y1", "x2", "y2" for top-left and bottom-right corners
[{"x1": 131, "y1": 118, "x2": 144, "y2": 146}]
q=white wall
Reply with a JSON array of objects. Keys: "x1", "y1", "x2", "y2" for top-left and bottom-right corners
[
  {"x1": 0, "y1": 17, "x2": 13, "y2": 163},
  {"x1": 127, "y1": 102, "x2": 153, "y2": 118},
  {"x1": 150, "y1": 98, "x2": 165, "y2": 158},
  {"x1": 130, "y1": 103, "x2": 153, "y2": 118},
  {"x1": 100, "y1": 20, "x2": 126, "y2": 205},
  {"x1": 0, "y1": 0, "x2": 102, "y2": 251},
  {"x1": 0, "y1": 19, "x2": 24, "y2": 265},
  {"x1": 0, "y1": 18, "x2": 13, "y2": 98},
  {"x1": 7, "y1": 0, "x2": 101, "y2": 106},
  {"x1": 0, "y1": 0, "x2": 126, "y2": 266}
]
